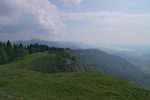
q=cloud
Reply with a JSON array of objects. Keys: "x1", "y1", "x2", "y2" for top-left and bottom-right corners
[
  {"x1": 60, "y1": 11, "x2": 150, "y2": 45},
  {"x1": 61, "y1": 11, "x2": 150, "y2": 20},
  {"x1": 1, "y1": 0, "x2": 150, "y2": 46},
  {"x1": 0, "y1": 0, "x2": 15, "y2": 16},
  {"x1": 61, "y1": 0, "x2": 83, "y2": 5},
  {"x1": 0, "y1": 0, "x2": 64, "y2": 35},
  {"x1": 61, "y1": 11, "x2": 150, "y2": 31}
]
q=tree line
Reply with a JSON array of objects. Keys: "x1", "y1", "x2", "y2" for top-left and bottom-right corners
[
  {"x1": 49, "y1": 47, "x2": 76, "y2": 61},
  {"x1": 0, "y1": 40, "x2": 49, "y2": 65},
  {"x1": 0, "y1": 40, "x2": 76, "y2": 65}
]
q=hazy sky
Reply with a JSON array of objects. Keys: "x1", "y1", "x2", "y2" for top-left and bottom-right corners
[{"x1": 1, "y1": 0, "x2": 150, "y2": 46}]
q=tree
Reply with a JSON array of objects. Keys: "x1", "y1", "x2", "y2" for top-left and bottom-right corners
[
  {"x1": 6, "y1": 48, "x2": 14, "y2": 60},
  {"x1": 15, "y1": 48, "x2": 28, "y2": 58},
  {"x1": 5, "y1": 40, "x2": 14, "y2": 60},
  {"x1": 6, "y1": 40, "x2": 12, "y2": 48},
  {"x1": 0, "y1": 47, "x2": 8, "y2": 65},
  {"x1": 19, "y1": 43, "x2": 23, "y2": 48}
]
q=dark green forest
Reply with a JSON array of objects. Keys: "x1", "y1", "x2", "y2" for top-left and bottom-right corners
[
  {"x1": 0, "y1": 40, "x2": 72, "y2": 65},
  {"x1": 0, "y1": 40, "x2": 28, "y2": 64}
]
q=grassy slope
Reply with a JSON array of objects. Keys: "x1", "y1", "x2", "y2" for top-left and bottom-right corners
[
  {"x1": 1, "y1": 52, "x2": 77, "y2": 73},
  {"x1": 74, "y1": 49, "x2": 150, "y2": 88},
  {"x1": 0, "y1": 52, "x2": 150, "y2": 100}
]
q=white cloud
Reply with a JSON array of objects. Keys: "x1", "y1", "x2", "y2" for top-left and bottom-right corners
[
  {"x1": 61, "y1": 11, "x2": 150, "y2": 36},
  {"x1": 61, "y1": 11, "x2": 150, "y2": 32},
  {"x1": 0, "y1": 0, "x2": 64, "y2": 35},
  {"x1": 61, "y1": 0, "x2": 83, "y2": 5},
  {"x1": 60, "y1": 11, "x2": 150, "y2": 45},
  {"x1": 61, "y1": 11, "x2": 150, "y2": 21}
]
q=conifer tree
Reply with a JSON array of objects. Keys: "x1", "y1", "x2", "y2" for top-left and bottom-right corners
[{"x1": 0, "y1": 47, "x2": 8, "y2": 65}]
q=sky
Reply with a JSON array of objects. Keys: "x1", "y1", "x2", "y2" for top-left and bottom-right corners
[{"x1": 1, "y1": 0, "x2": 150, "y2": 46}]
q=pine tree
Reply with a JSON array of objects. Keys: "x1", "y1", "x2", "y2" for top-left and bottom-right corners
[
  {"x1": 6, "y1": 40, "x2": 12, "y2": 48},
  {"x1": 0, "y1": 47, "x2": 8, "y2": 65}
]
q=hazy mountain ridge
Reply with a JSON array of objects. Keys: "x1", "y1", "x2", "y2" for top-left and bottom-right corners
[
  {"x1": 74, "y1": 49, "x2": 150, "y2": 88},
  {"x1": 100, "y1": 46, "x2": 150, "y2": 84}
]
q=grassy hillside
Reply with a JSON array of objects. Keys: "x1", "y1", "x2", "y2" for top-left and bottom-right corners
[
  {"x1": 1, "y1": 52, "x2": 89, "y2": 73},
  {"x1": 0, "y1": 70, "x2": 150, "y2": 100},
  {"x1": 75, "y1": 49, "x2": 150, "y2": 88},
  {"x1": 0, "y1": 52, "x2": 150, "y2": 100}
]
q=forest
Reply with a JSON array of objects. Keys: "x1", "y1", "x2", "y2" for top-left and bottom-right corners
[
  {"x1": 0, "y1": 40, "x2": 77, "y2": 65},
  {"x1": 0, "y1": 40, "x2": 51, "y2": 65}
]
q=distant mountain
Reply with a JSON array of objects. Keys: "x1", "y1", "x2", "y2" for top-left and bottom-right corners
[
  {"x1": 14, "y1": 39, "x2": 93, "y2": 49},
  {"x1": 100, "y1": 46, "x2": 150, "y2": 79},
  {"x1": 75, "y1": 49, "x2": 150, "y2": 88}
]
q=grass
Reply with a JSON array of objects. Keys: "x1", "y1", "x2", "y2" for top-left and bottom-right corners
[
  {"x1": 1, "y1": 52, "x2": 74, "y2": 73},
  {"x1": 0, "y1": 52, "x2": 150, "y2": 100}
]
